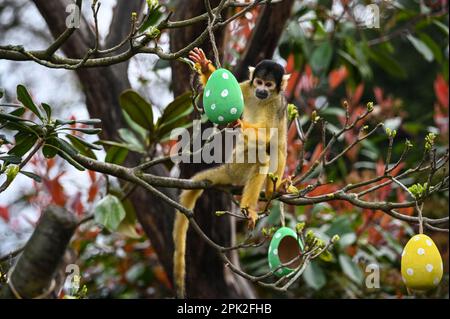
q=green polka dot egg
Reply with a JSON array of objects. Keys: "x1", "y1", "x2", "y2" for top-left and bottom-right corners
[
  {"x1": 401, "y1": 234, "x2": 443, "y2": 291},
  {"x1": 268, "y1": 227, "x2": 304, "y2": 277},
  {"x1": 203, "y1": 68, "x2": 244, "y2": 124}
]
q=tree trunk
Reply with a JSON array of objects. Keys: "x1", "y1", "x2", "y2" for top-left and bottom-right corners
[
  {"x1": 169, "y1": 0, "x2": 243, "y2": 299},
  {"x1": 233, "y1": 0, "x2": 296, "y2": 80},
  {"x1": 32, "y1": 0, "x2": 177, "y2": 287},
  {"x1": 0, "y1": 206, "x2": 77, "y2": 299}
]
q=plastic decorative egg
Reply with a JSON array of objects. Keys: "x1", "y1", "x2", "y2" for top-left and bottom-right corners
[
  {"x1": 203, "y1": 68, "x2": 244, "y2": 124},
  {"x1": 401, "y1": 234, "x2": 443, "y2": 291},
  {"x1": 268, "y1": 227, "x2": 304, "y2": 277}
]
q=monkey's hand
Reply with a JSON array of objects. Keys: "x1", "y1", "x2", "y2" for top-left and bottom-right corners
[
  {"x1": 242, "y1": 207, "x2": 258, "y2": 229},
  {"x1": 189, "y1": 48, "x2": 216, "y2": 85},
  {"x1": 237, "y1": 119, "x2": 263, "y2": 131}
]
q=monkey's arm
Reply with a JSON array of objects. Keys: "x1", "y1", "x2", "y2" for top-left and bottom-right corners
[{"x1": 189, "y1": 48, "x2": 216, "y2": 86}]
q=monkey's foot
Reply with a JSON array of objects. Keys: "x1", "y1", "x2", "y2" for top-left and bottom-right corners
[
  {"x1": 241, "y1": 207, "x2": 258, "y2": 229},
  {"x1": 265, "y1": 178, "x2": 290, "y2": 199}
]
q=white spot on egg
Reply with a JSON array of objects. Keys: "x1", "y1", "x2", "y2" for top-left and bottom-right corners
[
  {"x1": 275, "y1": 233, "x2": 281, "y2": 239},
  {"x1": 241, "y1": 92, "x2": 244, "y2": 101},
  {"x1": 230, "y1": 107, "x2": 237, "y2": 114},
  {"x1": 210, "y1": 104, "x2": 216, "y2": 110},
  {"x1": 407, "y1": 268, "x2": 414, "y2": 276},
  {"x1": 414, "y1": 236, "x2": 420, "y2": 241},
  {"x1": 222, "y1": 73, "x2": 229, "y2": 79},
  {"x1": 426, "y1": 264, "x2": 434, "y2": 272},
  {"x1": 417, "y1": 248, "x2": 425, "y2": 255},
  {"x1": 273, "y1": 249, "x2": 278, "y2": 256},
  {"x1": 434, "y1": 277, "x2": 440, "y2": 286},
  {"x1": 401, "y1": 250, "x2": 405, "y2": 257},
  {"x1": 205, "y1": 90, "x2": 211, "y2": 97},
  {"x1": 221, "y1": 89, "x2": 229, "y2": 98},
  {"x1": 426, "y1": 239, "x2": 432, "y2": 247},
  {"x1": 277, "y1": 269, "x2": 283, "y2": 275},
  {"x1": 218, "y1": 116, "x2": 224, "y2": 122}
]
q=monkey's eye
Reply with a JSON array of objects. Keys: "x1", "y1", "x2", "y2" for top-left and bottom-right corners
[
  {"x1": 265, "y1": 82, "x2": 274, "y2": 88},
  {"x1": 255, "y1": 79, "x2": 263, "y2": 86}
]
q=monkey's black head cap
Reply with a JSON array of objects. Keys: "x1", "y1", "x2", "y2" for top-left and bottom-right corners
[{"x1": 252, "y1": 60, "x2": 286, "y2": 91}]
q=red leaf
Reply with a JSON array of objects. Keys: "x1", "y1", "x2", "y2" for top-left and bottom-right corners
[
  {"x1": 71, "y1": 192, "x2": 84, "y2": 216},
  {"x1": 88, "y1": 170, "x2": 97, "y2": 183},
  {"x1": 0, "y1": 206, "x2": 10, "y2": 222},
  {"x1": 87, "y1": 183, "x2": 99, "y2": 203},
  {"x1": 434, "y1": 74, "x2": 449, "y2": 108},
  {"x1": 43, "y1": 173, "x2": 67, "y2": 206},
  {"x1": 351, "y1": 83, "x2": 365, "y2": 106},
  {"x1": 328, "y1": 66, "x2": 348, "y2": 90}
]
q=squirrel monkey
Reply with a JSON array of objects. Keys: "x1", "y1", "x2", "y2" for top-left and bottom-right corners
[{"x1": 173, "y1": 47, "x2": 290, "y2": 298}]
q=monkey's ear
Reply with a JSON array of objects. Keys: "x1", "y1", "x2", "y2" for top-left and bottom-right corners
[
  {"x1": 281, "y1": 74, "x2": 291, "y2": 91},
  {"x1": 248, "y1": 66, "x2": 255, "y2": 80}
]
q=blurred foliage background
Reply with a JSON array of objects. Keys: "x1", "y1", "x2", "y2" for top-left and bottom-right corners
[{"x1": 0, "y1": 0, "x2": 448, "y2": 298}]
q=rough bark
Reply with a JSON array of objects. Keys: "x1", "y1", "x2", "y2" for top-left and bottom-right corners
[
  {"x1": 169, "y1": 0, "x2": 239, "y2": 299},
  {"x1": 233, "y1": 0, "x2": 296, "y2": 81},
  {"x1": 0, "y1": 206, "x2": 77, "y2": 299},
  {"x1": 31, "y1": 0, "x2": 177, "y2": 285}
]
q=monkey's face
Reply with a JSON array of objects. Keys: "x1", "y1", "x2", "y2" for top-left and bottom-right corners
[
  {"x1": 248, "y1": 60, "x2": 290, "y2": 101},
  {"x1": 253, "y1": 77, "x2": 277, "y2": 100}
]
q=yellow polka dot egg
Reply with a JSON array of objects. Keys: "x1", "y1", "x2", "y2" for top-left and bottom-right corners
[{"x1": 401, "y1": 234, "x2": 443, "y2": 291}]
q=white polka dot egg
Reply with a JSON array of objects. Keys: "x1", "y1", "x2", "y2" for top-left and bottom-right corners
[
  {"x1": 401, "y1": 234, "x2": 443, "y2": 291},
  {"x1": 203, "y1": 68, "x2": 244, "y2": 124}
]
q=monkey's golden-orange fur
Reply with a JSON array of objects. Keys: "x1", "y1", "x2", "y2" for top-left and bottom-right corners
[{"x1": 173, "y1": 57, "x2": 288, "y2": 298}]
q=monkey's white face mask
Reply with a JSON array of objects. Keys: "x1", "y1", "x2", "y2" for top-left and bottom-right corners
[{"x1": 248, "y1": 66, "x2": 291, "y2": 100}]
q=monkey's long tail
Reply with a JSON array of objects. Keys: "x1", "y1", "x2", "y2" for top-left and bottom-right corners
[{"x1": 173, "y1": 170, "x2": 216, "y2": 298}]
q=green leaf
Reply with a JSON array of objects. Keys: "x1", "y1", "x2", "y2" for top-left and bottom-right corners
[
  {"x1": 433, "y1": 20, "x2": 449, "y2": 36},
  {"x1": 407, "y1": 34, "x2": 434, "y2": 62},
  {"x1": 98, "y1": 140, "x2": 144, "y2": 153},
  {"x1": 338, "y1": 254, "x2": 363, "y2": 284},
  {"x1": 105, "y1": 145, "x2": 129, "y2": 165},
  {"x1": 418, "y1": 33, "x2": 443, "y2": 64},
  {"x1": 0, "y1": 112, "x2": 29, "y2": 123},
  {"x1": 9, "y1": 107, "x2": 25, "y2": 117},
  {"x1": 56, "y1": 146, "x2": 85, "y2": 171},
  {"x1": 118, "y1": 128, "x2": 145, "y2": 151},
  {"x1": 75, "y1": 118, "x2": 102, "y2": 125},
  {"x1": 94, "y1": 194, "x2": 126, "y2": 232},
  {"x1": 60, "y1": 127, "x2": 102, "y2": 135},
  {"x1": 154, "y1": 59, "x2": 170, "y2": 70},
  {"x1": 66, "y1": 135, "x2": 98, "y2": 159},
  {"x1": 66, "y1": 134, "x2": 101, "y2": 150},
  {"x1": 310, "y1": 42, "x2": 333, "y2": 74},
  {"x1": 43, "y1": 137, "x2": 60, "y2": 158},
  {"x1": 338, "y1": 233, "x2": 357, "y2": 248},
  {"x1": 20, "y1": 170, "x2": 42, "y2": 182},
  {"x1": 156, "y1": 112, "x2": 191, "y2": 140},
  {"x1": 157, "y1": 92, "x2": 192, "y2": 127},
  {"x1": 138, "y1": 5, "x2": 163, "y2": 33},
  {"x1": 119, "y1": 90, "x2": 154, "y2": 131},
  {"x1": 0, "y1": 154, "x2": 22, "y2": 164},
  {"x1": 41, "y1": 103, "x2": 52, "y2": 121},
  {"x1": 8, "y1": 135, "x2": 38, "y2": 157},
  {"x1": 324, "y1": 215, "x2": 353, "y2": 237},
  {"x1": 116, "y1": 199, "x2": 140, "y2": 239},
  {"x1": 17, "y1": 85, "x2": 43, "y2": 120},
  {"x1": 353, "y1": 42, "x2": 373, "y2": 79},
  {"x1": 56, "y1": 137, "x2": 78, "y2": 157},
  {"x1": 367, "y1": 47, "x2": 407, "y2": 78},
  {"x1": 303, "y1": 261, "x2": 326, "y2": 290}
]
